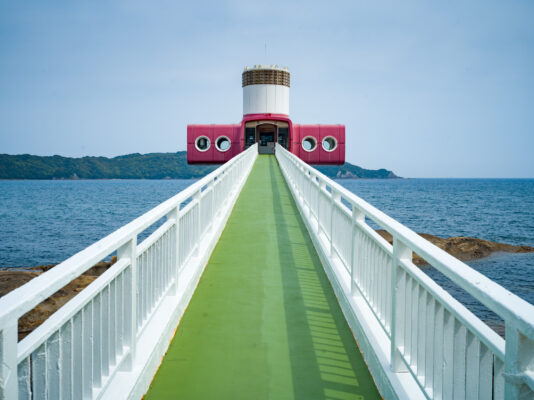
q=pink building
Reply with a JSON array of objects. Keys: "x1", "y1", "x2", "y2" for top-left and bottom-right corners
[{"x1": 187, "y1": 65, "x2": 345, "y2": 165}]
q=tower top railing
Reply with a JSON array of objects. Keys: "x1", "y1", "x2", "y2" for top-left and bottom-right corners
[{"x1": 243, "y1": 64, "x2": 290, "y2": 72}]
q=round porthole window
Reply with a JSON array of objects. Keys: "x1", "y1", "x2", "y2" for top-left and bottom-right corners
[
  {"x1": 322, "y1": 136, "x2": 338, "y2": 152},
  {"x1": 215, "y1": 136, "x2": 231, "y2": 152},
  {"x1": 195, "y1": 136, "x2": 210, "y2": 152},
  {"x1": 302, "y1": 136, "x2": 317, "y2": 152}
]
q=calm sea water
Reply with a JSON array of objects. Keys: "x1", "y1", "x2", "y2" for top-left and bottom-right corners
[
  {"x1": 0, "y1": 180, "x2": 193, "y2": 268},
  {"x1": 0, "y1": 178, "x2": 533, "y2": 333}
]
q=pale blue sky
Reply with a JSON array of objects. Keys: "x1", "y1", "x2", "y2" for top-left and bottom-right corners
[{"x1": 1, "y1": 0, "x2": 533, "y2": 177}]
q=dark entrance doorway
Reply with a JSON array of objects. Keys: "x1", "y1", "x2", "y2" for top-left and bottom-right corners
[
  {"x1": 257, "y1": 123, "x2": 276, "y2": 154},
  {"x1": 244, "y1": 121, "x2": 290, "y2": 154}
]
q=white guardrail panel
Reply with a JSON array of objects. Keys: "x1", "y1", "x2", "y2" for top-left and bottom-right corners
[
  {"x1": 275, "y1": 144, "x2": 534, "y2": 400},
  {"x1": 0, "y1": 144, "x2": 258, "y2": 400}
]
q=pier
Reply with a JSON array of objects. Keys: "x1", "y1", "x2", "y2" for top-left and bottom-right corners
[
  {"x1": 145, "y1": 155, "x2": 379, "y2": 399},
  {"x1": 0, "y1": 144, "x2": 533, "y2": 399}
]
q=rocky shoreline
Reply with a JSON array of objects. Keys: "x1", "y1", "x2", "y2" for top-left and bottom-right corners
[
  {"x1": 375, "y1": 231, "x2": 534, "y2": 266},
  {"x1": 0, "y1": 258, "x2": 117, "y2": 340},
  {"x1": 1, "y1": 235, "x2": 533, "y2": 339}
]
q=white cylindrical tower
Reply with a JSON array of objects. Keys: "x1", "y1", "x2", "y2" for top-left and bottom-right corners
[{"x1": 242, "y1": 65, "x2": 290, "y2": 116}]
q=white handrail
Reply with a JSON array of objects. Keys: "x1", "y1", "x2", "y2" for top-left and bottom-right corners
[
  {"x1": 275, "y1": 143, "x2": 534, "y2": 400},
  {"x1": 0, "y1": 144, "x2": 258, "y2": 399}
]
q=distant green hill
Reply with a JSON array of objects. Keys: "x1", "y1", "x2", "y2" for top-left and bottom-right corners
[
  {"x1": 0, "y1": 152, "x2": 399, "y2": 180},
  {"x1": 315, "y1": 164, "x2": 399, "y2": 179}
]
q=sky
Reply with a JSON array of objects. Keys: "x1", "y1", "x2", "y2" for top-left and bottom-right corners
[{"x1": 0, "y1": 0, "x2": 533, "y2": 178}]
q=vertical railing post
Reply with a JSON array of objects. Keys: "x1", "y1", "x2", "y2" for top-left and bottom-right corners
[
  {"x1": 118, "y1": 236, "x2": 137, "y2": 371},
  {"x1": 167, "y1": 206, "x2": 180, "y2": 295},
  {"x1": 296, "y1": 164, "x2": 302, "y2": 198},
  {"x1": 213, "y1": 179, "x2": 219, "y2": 218},
  {"x1": 0, "y1": 322, "x2": 18, "y2": 399},
  {"x1": 309, "y1": 172, "x2": 316, "y2": 217},
  {"x1": 317, "y1": 181, "x2": 326, "y2": 234},
  {"x1": 305, "y1": 169, "x2": 312, "y2": 215},
  {"x1": 209, "y1": 181, "x2": 215, "y2": 228},
  {"x1": 300, "y1": 165, "x2": 306, "y2": 201},
  {"x1": 350, "y1": 206, "x2": 365, "y2": 295},
  {"x1": 504, "y1": 324, "x2": 533, "y2": 399},
  {"x1": 330, "y1": 190, "x2": 341, "y2": 256},
  {"x1": 194, "y1": 190, "x2": 202, "y2": 256},
  {"x1": 391, "y1": 237, "x2": 410, "y2": 372},
  {"x1": 302, "y1": 168, "x2": 306, "y2": 207}
]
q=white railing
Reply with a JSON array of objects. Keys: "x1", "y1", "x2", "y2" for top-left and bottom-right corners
[
  {"x1": 276, "y1": 144, "x2": 534, "y2": 400},
  {"x1": 0, "y1": 144, "x2": 257, "y2": 400}
]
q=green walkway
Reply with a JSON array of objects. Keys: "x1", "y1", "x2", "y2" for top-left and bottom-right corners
[{"x1": 145, "y1": 156, "x2": 380, "y2": 400}]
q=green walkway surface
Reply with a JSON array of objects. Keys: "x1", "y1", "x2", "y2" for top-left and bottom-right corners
[{"x1": 145, "y1": 156, "x2": 380, "y2": 400}]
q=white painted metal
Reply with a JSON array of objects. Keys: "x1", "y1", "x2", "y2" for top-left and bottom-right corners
[
  {"x1": 275, "y1": 143, "x2": 534, "y2": 400},
  {"x1": 0, "y1": 144, "x2": 257, "y2": 400},
  {"x1": 243, "y1": 84, "x2": 289, "y2": 116}
]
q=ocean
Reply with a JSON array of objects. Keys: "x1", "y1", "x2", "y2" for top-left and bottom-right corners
[{"x1": 1, "y1": 178, "x2": 533, "y2": 334}]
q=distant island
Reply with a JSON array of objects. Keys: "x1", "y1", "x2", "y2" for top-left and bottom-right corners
[{"x1": 0, "y1": 152, "x2": 399, "y2": 180}]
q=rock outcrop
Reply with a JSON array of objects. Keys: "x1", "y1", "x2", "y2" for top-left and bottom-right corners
[
  {"x1": 375, "y1": 230, "x2": 534, "y2": 266},
  {"x1": 0, "y1": 258, "x2": 116, "y2": 340}
]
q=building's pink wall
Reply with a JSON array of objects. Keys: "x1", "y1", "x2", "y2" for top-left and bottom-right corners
[
  {"x1": 292, "y1": 124, "x2": 345, "y2": 165},
  {"x1": 187, "y1": 124, "x2": 241, "y2": 164},
  {"x1": 187, "y1": 125, "x2": 213, "y2": 164},
  {"x1": 187, "y1": 116, "x2": 345, "y2": 165}
]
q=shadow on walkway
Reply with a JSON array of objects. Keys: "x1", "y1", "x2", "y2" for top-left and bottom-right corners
[{"x1": 268, "y1": 156, "x2": 379, "y2": 400}]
